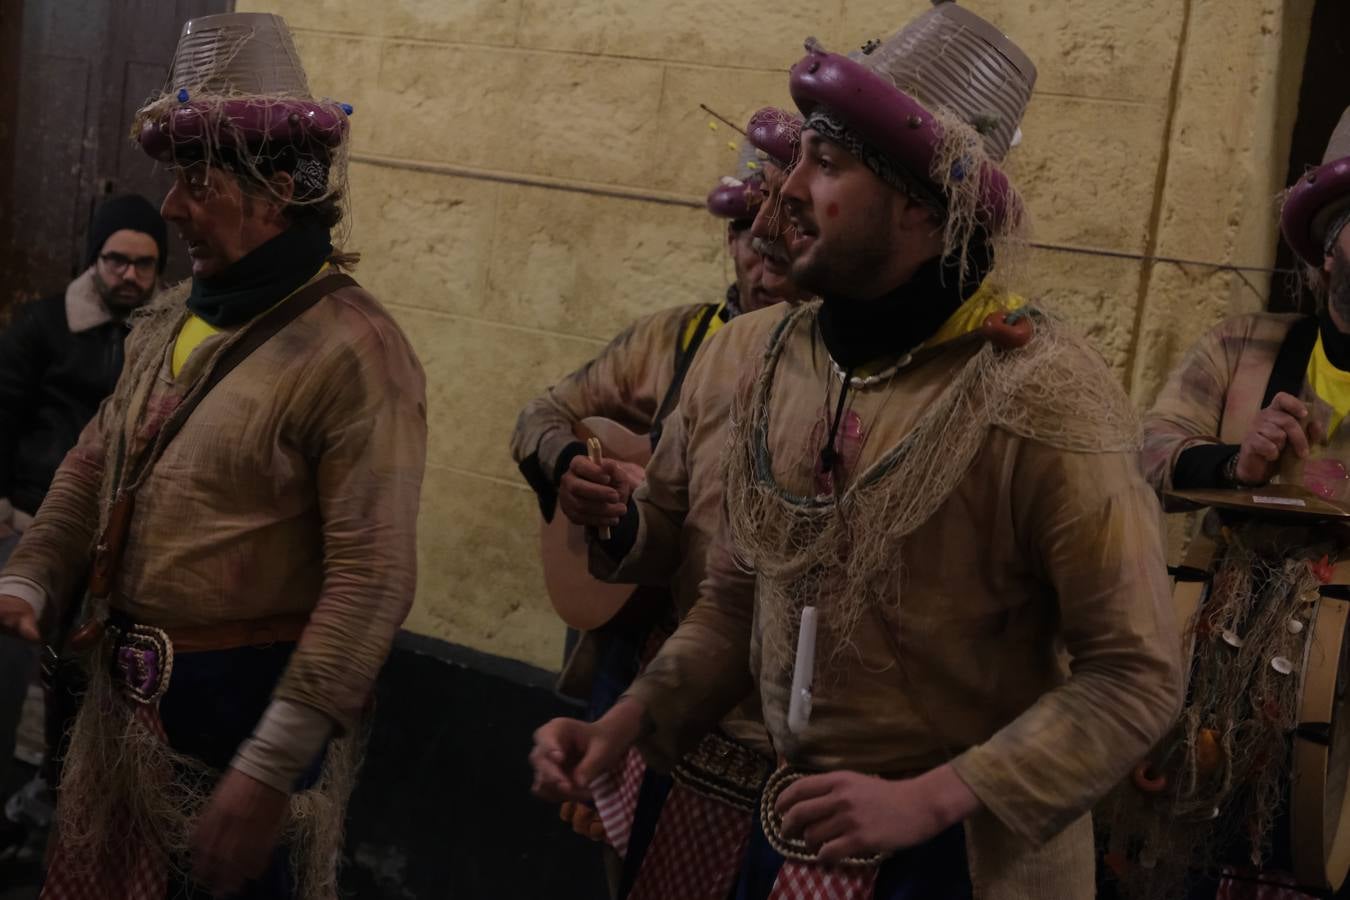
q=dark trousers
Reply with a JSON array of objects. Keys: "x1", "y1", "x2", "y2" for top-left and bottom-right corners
[
  {"x1": 0, "y1": 531, "x2": 36, "y2": 793},
  {"x1": 152, "y1": 640, "x2": 321, "y2": 900}
]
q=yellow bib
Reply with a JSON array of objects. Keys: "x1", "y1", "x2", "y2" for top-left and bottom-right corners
[
  {"x1": 171, "y1": 315, "x2": 222, "y2": 378},
  {"x1": 171, "y1": 264, "x2": 332, "y2": 378},
  {"x1": 926, "y1": 283, "x2": 1025, "y2": 348},
  {"x1": 680, "y1": 303, "x2": 726, "y2": 353},
  {"x1": 1305, "y1": 334, "x2": 1350, "y2": 438}
]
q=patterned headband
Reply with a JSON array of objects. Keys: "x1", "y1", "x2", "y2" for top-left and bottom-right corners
[
  {"x1": 1325, "y1": 206, "x2": 1350, "y2": 257},
  {"x1": 803, "y1": 110, "x2": 944, "y2": 213}
]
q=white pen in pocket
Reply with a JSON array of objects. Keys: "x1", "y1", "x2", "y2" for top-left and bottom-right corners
[{"x1": 788, "y1": 605, "x2": 817, "y2": 736}]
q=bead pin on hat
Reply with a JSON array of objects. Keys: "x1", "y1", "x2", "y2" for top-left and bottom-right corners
[{"x1": 134, "y1": 12, "x2": 352, "y2": 209}]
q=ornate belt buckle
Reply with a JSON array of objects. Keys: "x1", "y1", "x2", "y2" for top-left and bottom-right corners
[
  {"x1": 672, "y1": 731, "x2": 772, "y2": 811},
  {"x1": 759, "y1": 766, "x2": 888, "y2": 867},
  {"x1": 112, "y1": 624, "x2": 174, "y2": 705}
]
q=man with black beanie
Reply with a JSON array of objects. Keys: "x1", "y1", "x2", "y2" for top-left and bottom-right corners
[
  {"x1": 0, "y1": 191, "x2": 165, "y2": 869},
  {"x1": 0, "y1": 192, "x2": 166, "y2": 534}
]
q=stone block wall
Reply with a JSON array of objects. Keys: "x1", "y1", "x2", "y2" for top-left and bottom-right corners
[{"x1": 239, "y1": 0, "x2": 1314, "y2": 668}]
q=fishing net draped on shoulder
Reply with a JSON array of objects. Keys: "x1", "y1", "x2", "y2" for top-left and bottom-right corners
[{"x1": 723, "y1": 303, "x2": 1141, "y2": 677}]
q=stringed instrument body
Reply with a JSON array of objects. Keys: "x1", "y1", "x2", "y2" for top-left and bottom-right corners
[{"x1": 540, "y1": 417, "x2": 654, "y2": 631}]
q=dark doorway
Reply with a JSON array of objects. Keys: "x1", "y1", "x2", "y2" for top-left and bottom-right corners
[
  {"x1": 0, "y1": 0, "x2": 232, "y2": 318},
  {"x1": 1269, "y1": 0, "x2": 1350, "y2": 313}
]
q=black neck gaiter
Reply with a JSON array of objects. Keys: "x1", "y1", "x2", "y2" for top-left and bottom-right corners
[
  {"x1": 816, "y1": 236, "x2": 994, "y2": 370},
  {"x1": 812, "y1": 236, "x2": 994, "y2": 477},
  {"x1": 186, "y1": 221, "x2": 332, "y2": 327}
]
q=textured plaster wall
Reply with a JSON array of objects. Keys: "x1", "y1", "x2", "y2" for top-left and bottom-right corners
[{"x1": 240, "y1": 0, "x2": 1312, "y2": 669}]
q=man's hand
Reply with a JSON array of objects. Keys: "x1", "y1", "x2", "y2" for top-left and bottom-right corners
[
  {"x1": 1234, "y1": 392, "x2": 1319, "y2": 485},
  {"x1": 775, "y1": 764, "x2": 981, "y2": 864},
  {"x1": 560, "y1": 800, "x2": 607, "y2": 841},
  {"x1": 530, "y1": 698, "x2": 647, "y2": 802},
  {"x1": 190, "y1": 767, "x2": 290, "y2": 896},
  {"x1": 558, "y1": 456, "x2": 645, "y2": 528},
  {"x1": 0, "y1": 595, "x2": 39, "y2": 643}
]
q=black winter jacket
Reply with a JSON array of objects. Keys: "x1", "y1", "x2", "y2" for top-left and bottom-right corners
[{"x1": 0, "y1": 291, "x2": 128, "y2": 515}]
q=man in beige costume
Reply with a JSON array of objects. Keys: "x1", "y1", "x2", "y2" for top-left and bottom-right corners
[
  {"x1": 512, "y1": 129, "x2": 806, "y2": 892},
  {"x1": 1129, "y1": 109, "x2": 1350, "y2": 900},
  {"x1": 532, "y1": 5, "x2": 1181, "y2": 898},
  {"x1": 511, "y1": 144, "x2": 802, "y2": 525},
  {"x1": 0, "y1": 14, "x2": 425, "y2": 899},
  {"x1": 1144, "y1": 108, "x2": 1350, "y2": 502},
  {"x1": 555, "y1": 108, "x2": 805, "y2": 900}
]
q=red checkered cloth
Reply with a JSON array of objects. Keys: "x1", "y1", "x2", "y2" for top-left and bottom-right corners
[
  {"x1": 591, "y1": 745, "x2": 648, "y2": 858},
  {"x1": 767, "y1": 860, "x2": 879, "y2": 900},
  {"x1": 40, "y1": 707, "x2": 169, "y2": 900},
  {"x1": 585, "y1": 608, "x2": 670, "y2": 859},
  {"x1": 627, "y1": 781, "x2": 754, "y2": 900},
  {"x1": 1217, "y1": 869, "x2": 1320, "y2": 900}
]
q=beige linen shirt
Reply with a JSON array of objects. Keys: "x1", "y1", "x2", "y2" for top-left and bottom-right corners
[
  {"x1": 2, "y1": 271, "x2": 426, "y2": 743},
  {"x1": 589, "y1": 305, "x2": 794, "y2": 763},
  {"x1": 1141, "y1": 312, "x2": 1321, "y2": 497},
  {"x1": 510, "y1": 301, "x2": 715, "y2": 487},
  {"x1": 625, "y1": 303, "x2": 1182, "y2": 897}
]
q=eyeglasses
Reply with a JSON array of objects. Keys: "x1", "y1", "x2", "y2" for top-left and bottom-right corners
[{"x1": 99, "y1": 252, "x2": 158, "y2": 276}]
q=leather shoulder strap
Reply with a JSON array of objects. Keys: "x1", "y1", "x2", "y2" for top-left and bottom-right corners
[
  {"x1": 195, "y1": 272, "x2": 355, "y2": 404},
  {"x1": 1261, "y1": 315, "x2": 1318, "y2": 408},
  {"x1": 650, "y1": 303, "x2": 720, "y2": 445}
]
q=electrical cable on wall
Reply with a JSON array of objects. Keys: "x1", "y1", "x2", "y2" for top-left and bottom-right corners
[{"x1": 349, "y1": 151, "x2": 1299, "y2": 302}]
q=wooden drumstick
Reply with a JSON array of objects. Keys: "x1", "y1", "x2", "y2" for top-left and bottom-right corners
[{"x1": 587, "y1": 437, "x2": 612, "y2": 540}]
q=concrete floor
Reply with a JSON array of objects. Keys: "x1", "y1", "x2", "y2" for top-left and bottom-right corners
[{"x1": 0, "y1": 759, "x2": 40, "y2": 900}]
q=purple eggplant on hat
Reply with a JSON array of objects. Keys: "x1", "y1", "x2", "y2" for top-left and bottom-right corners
[
  {"x1": 747, "y1": 107, "x2": 803, "y2": 170},
  {"x1": 706, "y1": 140, "x2": 765, "y2": 221}
]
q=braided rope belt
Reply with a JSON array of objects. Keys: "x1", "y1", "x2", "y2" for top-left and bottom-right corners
[{"x1": 759, "y1": 766, "x2": 889, "y2": 867}]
